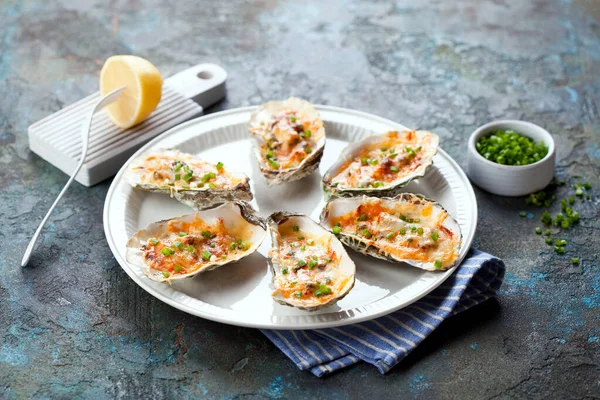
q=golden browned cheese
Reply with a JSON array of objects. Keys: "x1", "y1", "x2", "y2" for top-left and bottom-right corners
[
  {"x1": 270, "y1": 223, "x2": 347, "y2": 304},
  {"x1": 130, "y1": 151, "x2": 243, "y2": 190},
  {"x1": 256, "y1": 113, "x2": 323, "y2": 170},
  {"x1": 332, "y1": 130, "x2": 434, "y2": 189},
  {"x1": 330, "y1": 199, "x2": 460, "y2": 268},
  {"x1": 142, "y1": 217, "x2": 253, "y2": 275}
]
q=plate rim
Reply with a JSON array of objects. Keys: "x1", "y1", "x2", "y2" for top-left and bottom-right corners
[{"x1": 103, "y1": 105, "x2": 478, "y2": 330}]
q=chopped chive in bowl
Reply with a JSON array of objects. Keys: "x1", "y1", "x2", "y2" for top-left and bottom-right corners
[{"x1": 475, "y1": 129, "x2": 548, "y2": 166}]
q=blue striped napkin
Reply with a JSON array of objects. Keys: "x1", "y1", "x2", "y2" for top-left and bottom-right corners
[{"x1": 261, "y1": 249, "x2": 505, "y2": 377}]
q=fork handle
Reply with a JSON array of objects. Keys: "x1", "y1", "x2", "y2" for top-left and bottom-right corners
[{"x1": 21, "y1": 86, "x2": 124, "y2": 267}]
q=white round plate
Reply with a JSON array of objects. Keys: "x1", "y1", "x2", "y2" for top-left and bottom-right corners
[{"x1": 104, "y1": 106, "x2": 477, "y2": 330}]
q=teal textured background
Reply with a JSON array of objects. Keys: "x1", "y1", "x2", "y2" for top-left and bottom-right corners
[{"x1": 1, "y1": 0, "x2": 599, "y2": 398}]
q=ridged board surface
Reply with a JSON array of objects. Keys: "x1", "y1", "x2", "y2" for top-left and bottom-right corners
[{"x1": 28, "y1": 84, "x2": 202, "y2": 186}]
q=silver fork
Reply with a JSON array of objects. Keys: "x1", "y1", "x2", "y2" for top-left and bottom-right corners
[{"x1": 21, "y1": 86, "x2": 125, "y2": 267}]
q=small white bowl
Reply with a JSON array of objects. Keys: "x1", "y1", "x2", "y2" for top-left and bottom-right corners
[{"x1": 467, "y1": 120, "x2": 555, "y2": 197}]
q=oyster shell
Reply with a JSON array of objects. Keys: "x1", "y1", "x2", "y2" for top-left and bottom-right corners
[
  {"x1": 126, "y1": 201, "x2": 267, "y2": 282},
  {"x1": 267, "y1": 211, "x2": 355, "y2": 311},
  {"x1": 250, "y1": 97, "x2": 326, "y2": 186},
  {"x1": 322, "y1": 130, "x2": 439, "y2": 197},
  {"x1": 320, "y1": 194, "x2": 461, "y2": 271},
  {"x1": 124, "y1": 149, "x2": 252, "y2": 210}
]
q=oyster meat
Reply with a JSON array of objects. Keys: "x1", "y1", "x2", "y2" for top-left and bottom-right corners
[
  {"x1": 126, "y1": 201, "x2": 267, "y2": 282},
  {"x1": 124, "y1": 149, "x2": 252, "y2": 209},
  {"x1": 250, "y1": 97, "x2": 326, "y2": 186},
  {"x1": 267, "y1": 212, "x2": 355, "y2": 311},
  {"x1": 320, "y1": 194, "x2": 461, "y2": 271},
  {"x1": 322, "y1": 130, "x2": 439, "y2": 197}
]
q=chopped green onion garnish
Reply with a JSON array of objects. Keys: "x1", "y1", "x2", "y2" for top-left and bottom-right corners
[
  {"x1": 519, "y1": 211, "x2": 527, "y2": 217},
  {"x1": 434, "y1": 259, "x2": 442, "y2": 269},
  {"x1": 381, "y1": 146, "x2": 388, "y2": 151},
  {"x1": 173, "y1": 163, "x2": 183, "y2": 172},
  {"x1": 535, "y1": 227, "x2": 542, "y2": 235},
  {"x1": 431, "y1": 231, "x2": 439, "y2": 241},
  {"x1": 162, "y1": 272, "x2": 170, "y2": 278},
  {"x1": 555, "y1": 239, "x2": 567, "y2": 247},
  {"x1": 297, "y1": 235, "x2": 304, "y2": 240},
  {"x1": 386, "y1": 232, "x2": 395, "y2": 240},
  {"x1": 584, "y1": 183, "x2": 591, "y2": 190},
  {"x1": 268, "y1": 158, "x2": 280, "y2": 169},
  {"x1": 202, "y1": 250, "x2": 212, "y2": 261},
  {"x1": 183, "y1": 171, "x2": 194, "y2": 182},
  {"x1": 229, "y1": 242, "x2": 236, "y2": 251},
  {"x1": 161, "y1": 248, "x2": 175, "y2": 256},
  {"x1": 300, "y1": 245, "x2": 306, "y2": 251},
  {"x1": 545, "y1": 238, "x2": 553, "y2": 245},
  {"x1": 174, "y1": 173, "x2": 181, "y2": 181},
  {"x1": 360, "y1": 157, "x2": 368, "y2": 165},
  {"x1": 545, "y1": 229, "x2": 551, "y2": 236},
  {"x1": 417, "y1": 227, "x2": 424, "y2": 235},
  {"x1": 314, "y1": 283, "x2": 332, "y2": 298},
  {"x1": 368, "y1": 159, "x2": 378, "y2": 165},
  {"x1": 325, "y1": 257, "x2": 332, "y2": 263},
  {"x1": 358, "y1": 213, "x2": 367, "y2": 221},
  {"x1": 332, "y1": 226, "x2": 342, "y2": 235},
  {"x1": 150, "y1": 239, "x2": 159, "y2": 246},
  {"x1": 541, "y1": 211, "x2": 552, "y2": 225},
  {"x1": 281, "y1": 267, "x2": 289, "y2": 275},
  {"x1": 201, "y1": 231, "x2": 216, "y2": 239},
  {"x1": 575, "y1": 188, "x2": 583, "y2": 196},
  {"x1": 476, "y1": 130, "x2": 548, "y2": 166},
  {"x1": 390, "y1": 166, "x2": 399, "y2": 172},
  {"x1": 173, "y1": 241, "x2": 184, "y2": 250},
  {"x1": 178, "y1": 232, "x2": 187, "y2": 236},
  {"x1": 554, "y1": 246, "x2": 565, "y2": 255},
  {"x1": 571, "y1": 257, "x2": 579, "y2": 264},
  {"x1": 174, "y1": 265, "x2": 181, "y2": 273},
  {"x1": 186, "y1": 245, "x2": 194, "y2": 252},
  {"x1": 304, "y1": 147, "x2": 312, "y2": 154},
  {"x1": 307, "y1": 239, "x2": 315, "y2": 245},
  {"x1": 399, "y1": 227, "x2": 406, "y2": 235},
  {"x1": 293, "y1": 225, "x2": 299, "y2": 232},
  {"x1": 362, "y1": 229, "x2": 372, "y2": 238},
  {"x1": 293, "y1": 291, "x2": 303, "y2": 298},
  {"x1": 308, "y1": 259, "x2": 318, "y2": 269},
  {"x1": 297, "y1": 259, "x2": 306, "y2": 267},
  {"x1": 216, "y1": 162, "x2": 224, "y2": 171},
  {"x1": 290, "y1": 115, "x2": 296, "y2": 123}
]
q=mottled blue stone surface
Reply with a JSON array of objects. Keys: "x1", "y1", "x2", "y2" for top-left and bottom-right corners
[{"x1": 1, "y1": 0, "x2": 599, "y2": 398}]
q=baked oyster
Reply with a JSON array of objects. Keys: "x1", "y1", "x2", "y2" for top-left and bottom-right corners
[
  {"x1": 320, "y1": 194, "x2": 461, "y2": 271},
  {"x1": 267, "y1": 212, "x2": 355, "y2": 311},
  {"x1": 322, "y1": 130, "x2": 439, "y2": 197},
  {"x1": 249, "y1": 97, "x2": 326, "y2": 186},
  {"x1": 124, "y1": 149, "x2": 252, "y2": 209},
  {"x1": 126, "y1": 201, "x2": 267, "y2": 282}
]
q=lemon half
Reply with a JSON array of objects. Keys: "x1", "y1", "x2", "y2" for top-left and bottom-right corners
[{"x1": 100, "y1": 55, "x2": 163, "y2": 129}]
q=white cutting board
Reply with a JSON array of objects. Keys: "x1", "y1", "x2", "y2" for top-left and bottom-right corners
[{"x1": 28, "y1": 63, "x2": 227, "y2": 187}]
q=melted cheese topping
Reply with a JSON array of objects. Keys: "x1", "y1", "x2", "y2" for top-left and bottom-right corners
[
  {"x1": 329, "y1": 198, "x2": 459, "y2": 269},
  {"x1": 269, "y1": 223, "x2": 349, "y2": 304},
  {"x1": 142, "y1": 217, "x2": 253, "y2": 277},
  {"x1": 129, "y1": 150, "x2": 244, "y2": 191},
  {"x1": 331, "y1": 130, "x2": 433, "y2": 189},
  {"x1": 250, "y1": 108, "x2": 323, "y2": 170}
]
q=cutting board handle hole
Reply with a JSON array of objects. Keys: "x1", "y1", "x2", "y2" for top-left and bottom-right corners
[{"x1": 197, "y1": 70, "x2": 213, "y2": 80}]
